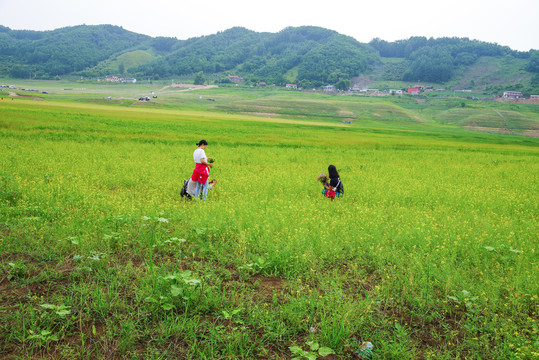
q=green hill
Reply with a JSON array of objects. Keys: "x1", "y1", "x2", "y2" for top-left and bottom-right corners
[
  {"x1": 0, "y1": 24, "x2": 151, "y2": 78},
  {"x1": 87, "y1": 50, "x2": 156, "y2": 77},
  {"x1": 129, "y1": 26, "x2": 378, "y2": 87},
  {"x1": 0, "y1": 24, "x2": 537, "y2": 94}
]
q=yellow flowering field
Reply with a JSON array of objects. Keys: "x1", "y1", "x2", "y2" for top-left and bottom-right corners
[{"x1": 1, "y1": 97, "x2": 538, "y2": 359}]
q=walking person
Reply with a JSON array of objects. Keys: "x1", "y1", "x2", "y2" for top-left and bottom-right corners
[{"x1": 191, "y1": 140, "x2": 213, "y2": 200}]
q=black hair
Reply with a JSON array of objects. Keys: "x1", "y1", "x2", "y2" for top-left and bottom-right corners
[
  {"x1": 328, "y1": 165, "x2": 339, "y2": 179},
  {"x1": 196, "y1": 140, "x2": 208, "y2": 146}
]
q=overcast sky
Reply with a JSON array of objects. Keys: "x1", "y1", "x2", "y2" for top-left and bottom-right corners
[{"x1": 0, "y1": 0, "x2": 537, "y2": 51}]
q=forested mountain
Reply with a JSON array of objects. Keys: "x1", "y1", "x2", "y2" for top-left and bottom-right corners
[
  {"x1": 0, "y1": 24, "x2": 537, "y2": 93},
  {"x1": 131, "y1": 26, "x2": 378, "y2": 87},
  {"x1": 369, "y1": 37, "x2": 529, "y2": 82},
  {"x1": 0, "y1": 25, "x2": 151, "y2": 78}
]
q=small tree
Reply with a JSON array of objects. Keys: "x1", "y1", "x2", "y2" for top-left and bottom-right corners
[
  {"x1": 118, "y1": 62, "x2": 125, "y2": 75},
  {"x1": 335, "y1": 78, "x2": 350, "y2": 91},
  {"x1": 194, "y1": 72, "x2": 205, "y2": 85}
]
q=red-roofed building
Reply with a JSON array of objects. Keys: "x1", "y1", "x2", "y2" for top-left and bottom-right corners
[
  {"x1": 408, "y1": 87, "x2": 420, "y2": 95},
  {"x1": 228, "y1": 75, "x2": 244, "y2": 83}
]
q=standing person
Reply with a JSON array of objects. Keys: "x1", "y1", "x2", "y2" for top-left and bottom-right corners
[
  {"x1": 191, "y1": 140, "x2": 213, "y2": 200},
  {"x1": 324, "y1": 165, "x2": 344, "y2": 200}
]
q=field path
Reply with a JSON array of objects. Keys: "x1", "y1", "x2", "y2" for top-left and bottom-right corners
[{"x1": 494, "y1": 109, "x2": 509, "y2": 131}]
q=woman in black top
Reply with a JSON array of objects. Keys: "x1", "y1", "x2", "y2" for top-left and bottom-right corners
[{"x1": 325, "y1": 165, "x2": 343, "y2": 199}]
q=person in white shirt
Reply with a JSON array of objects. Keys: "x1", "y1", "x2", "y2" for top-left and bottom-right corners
[{"x1": 191, "y1": 140, "x2": 213, "y2": 200}]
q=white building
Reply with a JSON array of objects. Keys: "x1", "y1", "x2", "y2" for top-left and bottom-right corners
[
  {"x1": 323, "y1": 85, "x2": 336, "y2": 92},
  {"x1": 503, "y1": 91, "x2": 523, "y2": 99}
]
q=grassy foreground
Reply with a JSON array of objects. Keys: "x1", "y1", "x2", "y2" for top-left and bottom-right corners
[{"x1": 0, "y1": 96, "x2": 538, "y2": 359}]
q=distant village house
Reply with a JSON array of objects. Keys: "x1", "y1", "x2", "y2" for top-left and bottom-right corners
[
  {"x1": 228, "y1": 75, "x2": 245, "y2": 83},
  {"x1": 323, "y1": 85, "x2": 336, "y2": 92},
  {"x1": 503, "y1": 91, "x2": 523, "y2": 99},
  {"x1": 286, "y1": 84, "x2": 298, "y2": 89},
  {"x1": 363, "y1": 89, "x2": 381, "y2": 94},
  {"x1": 408, "y1": 87, "x2": 421, "y2": 95},
  {"x1": 98, "y1": 76, "x2": 136, "y2": 83},
  {"x1": 530, "y1": 95, "x2": 539, "y2": 99}
]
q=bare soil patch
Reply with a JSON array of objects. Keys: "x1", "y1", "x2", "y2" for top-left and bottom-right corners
[
  {"x1": 465, "y1": 125, "x2": 539, "y2": 138},
  {"x1": 496, "y1": 98, "x2": 539, "y2": 105},
  {"x1": 251, "y1": 275, "x2": 285, "y2": 302},
  {"x1": 338, "y1": 110, "x2": 355, "y2": 117},
  {"x1": 8, "y1": 92, "x2": 43, "y2": 101}
]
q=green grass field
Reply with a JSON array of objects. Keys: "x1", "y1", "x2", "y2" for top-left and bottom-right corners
[{"x1": 1, "y1": 82, "x2": 538, "y2": 359}]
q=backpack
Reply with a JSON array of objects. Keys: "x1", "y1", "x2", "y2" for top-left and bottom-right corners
[
  {"x1": 334, "y1": 178, "x2": 344, "y2": 194},
  {"x1": 180, "y1": 180, "x2": 192, "y2": 199}
]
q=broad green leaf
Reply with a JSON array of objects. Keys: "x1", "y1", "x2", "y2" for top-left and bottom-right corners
[
  {"x1": 170, "y1": 285, "x2": 182, "y2": 297},
  {"x1": 161, "y1": 303, "x2": 175, "y2": 311},
  {"x1": 318, "y1": 347, "x2": 335, "y2": 357},
  {"x1": 180, "y1": 270, "x2": 193, "y2": 278},
  {"x1": 289, "y1": 346, "x2": 303, "y2": 354},
  {"x1": 184, "y1": 279, "x2": 201, "y2": 286},
  {"x1": 40, "y1": 304, "x2": 57, "y2": 310},
  {"x1": 307, "y1": 341, "x2": 319, "y2": 351},
  {"x1": 231, "y1": 308, "x2": 242, "y2": 316},
  {"x1": 56, "y1": 309, "x2": 71, "y2": 317}
]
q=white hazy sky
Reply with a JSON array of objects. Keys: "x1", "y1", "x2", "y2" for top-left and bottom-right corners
[{"x1": 0, "y1": 0, "x2": 538, "y2": 51}]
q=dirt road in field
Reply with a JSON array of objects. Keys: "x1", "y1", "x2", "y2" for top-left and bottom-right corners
[
  {"x1": 8, "y1": 92, "x2": 43, "y2": 100},
  {"x1": 159, "y1": 83, "x2": 218, "y2": 92}
]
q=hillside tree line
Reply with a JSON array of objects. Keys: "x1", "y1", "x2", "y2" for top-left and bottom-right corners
[{"x1": 0, "y1": 24, "x2": 537, "y2": 90}]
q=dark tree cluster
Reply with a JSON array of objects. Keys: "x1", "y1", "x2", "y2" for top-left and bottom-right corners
[{"x1": 369, "y1": 36, "x2": 532, "y2": 83}]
